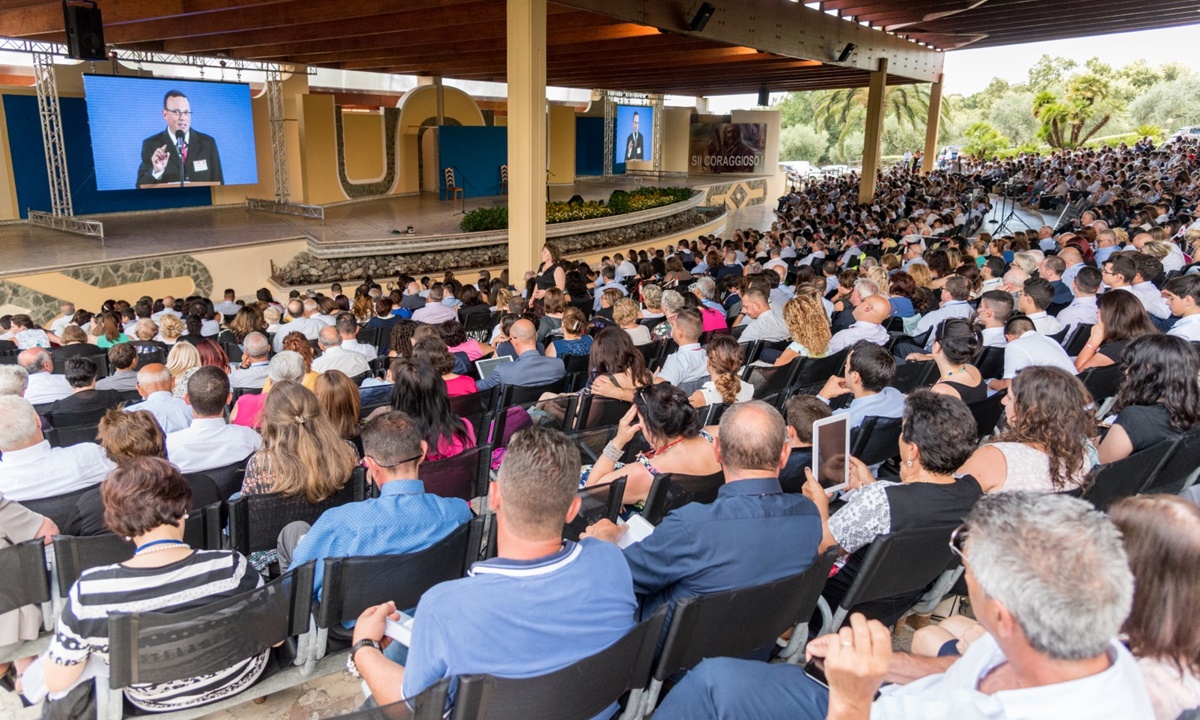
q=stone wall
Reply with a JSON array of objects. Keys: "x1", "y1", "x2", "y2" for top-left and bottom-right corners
[{"x1": 272, "y1": 207, "x2": 720, "y2": 286}]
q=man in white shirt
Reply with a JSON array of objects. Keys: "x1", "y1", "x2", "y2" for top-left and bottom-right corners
[
  {"x1": 411, "y1": 286, "x2": 458, "y2": 324},
  {"x1": 989, "y1": 316, "x2": 1077, "y2": 392},
  {"x1": 1017, "y1": 278, "x2": 1064, "y2": 336},
  {"x1": 0, "y1": 395, "x2": 114, "y2": 502},
  {"x1": 312, "y1": 326, "x2": 371, "y2": 377},
  {"x1": 49, "y1": 302, "x2": 76, "y2": 336},
  {"x1": 1036, "y1": 224, "x2": 1058, "y2": 253},
  {"x1": 816, "y1": 343, "x2": 905, "y2": 429},
  {"x1": 229, "y1": 332, "x2": 272, "y2": 390},
  {"x1": 1057, "y1": 267, "x2": 1102, "y2": 333},
  {"x1": 150, "y1": 295, "x2": 182, "y2": 323},
  {"x1": 614, "y1": 252, "x2": 637, "y2": 281},
  {"x1": 1057, "y1": 246, "x2": 1087, "y2": 290},
  {"x1": 654, "y1": 309, "x2": 708, "y2": 390},
  {"x1": 125, "y1": 363, "x2": 193, "y2": 433},
  {"x1": 1130, "y1": 254, "x2": 1171, "y2": 320},
  {"x1": 976, "y1": 291, "x2": 1013, "y2": 348},
  {"x1": 827, "y1": 295, "x2": 891, "y2": 355},
  {"x1": 333, "y1": 313, "x2": 378, "y2": 361},
  {"x1": 915, "y1": 276, "x2": 975, "y2": 340},
  {"x1": 1163, "y1": 275, "x2": 1200, "y2": 342},
  {"x1": 17, "y1": 348, "x2": 71, "y2": 405},
  {"x1": 273, "y1": 299, "x2": 328, "y2": 352},
  {"x1": 592, "y1": 266, "x2": 628, "y2": 313},
  {"x1": 167, "y1": 367, "x2": 262, "y2": 476},
  {"x1": 655, "y1": 492, "x2": 1153, "y2": 720},
  {"x1": 213, "y1": 288, "x2": 241, "y2": 317},
  {"x1": 738, "y1": 288, "x2": 791, "y2": 344}
]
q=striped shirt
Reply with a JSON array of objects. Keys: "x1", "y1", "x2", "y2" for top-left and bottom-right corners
[{"x1": 48, "y1": 550, "x2": 268, "y2": 712}]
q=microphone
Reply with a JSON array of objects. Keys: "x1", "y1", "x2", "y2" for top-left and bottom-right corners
[{"x1": 175, "y1": 130, "x2": 186, "y2": 186}]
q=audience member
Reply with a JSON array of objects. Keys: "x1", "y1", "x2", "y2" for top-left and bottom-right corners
[
  {"x1": 228, "y1": 331, "x2": 271, "y2": 389},
  {"x1": 1075, "y1": 289, "x2": 1159, "y2": 371},
  {"x1": 313, "y1": 370, "x2": 363, "y2": 453},
  {"x1": 49, "y1": 325, "x2": 97, "y2": 360},
  {"x1": 1057, "y1": 265, "x2": 1102, "y2": 333},
  {"x1": 773, "y1": 286, "x2": 832, "y2": 366},
  {"x1": 385, "y1": 360, "x2": 475, "y2": 461},
  {"x1": 816, "y1": 342, "x2": 905, "y2": 429},
  {"x1": 276, "y1": 331, "x2": 319, "y2": 389},
  {"x1": 93, "y1": 342, "x2": 138, "y2": 392},
  {"x1": 230, "y1": 350, "x2": 306, "y2": 429},
  {"x1": 738, "y1": 287, "x2": 791, "y2": 343},
  {"x1": 924, "y1": 318, "x2": 986, "y2": 403},
  {"x1": 45, "y1": 357, "x2": 124, "y2": 416},
  {"x1": 779, "y1": 395, "x2": 832, "y2": 493},
  {"x1": 0, "y1": 395, "x2": 114, "y2": 502},
  {"x1": 476, "y1": 319, "x2": 564, "y2": 391},
  {"x1": 335, "y1": 312, "x2": 378, "y2": 361},
  {"x1": 125, "y1": 363, "x2": 193, "y2": 433},
  {"x1": 17, "y1": 348, "x2": 71, "y2": 404},
  {"x1": 166, "y1": 341, "x2": 202, "y2": 399},
  {"x1": 975, "y1": 290, "x2": 1013, "y2": 348},
  {"x1": 1163, "y1": 275, "x2": 1200, "y2": 342},
  {"x1": 313, "y1": 325, "x2": 371, "y2": 378},
  {"x1": 411, "y1": 285, "x2": 457, "y2": 324},
  {"x1": 654, "y1": 308, "x2": 708, "y2": 391},
  {"x1": 1017, "y1": 277, "x2": 1064, "y2": 335},
  {"x1": 167, "y1": 366, "x2": 262, "y2": 475},
  {"x1": 1098, "y1": 335, "x2": 1200, "y2": 463},
  {"x1": 689, "y1": 334, "x2": 751, "y2": 408},
  {"x1": 826, "y1": 295, "x2": 891, "y2": 355},
  {"x1": 990, "y1": 316, "x2": 1076, "y2": 391}
]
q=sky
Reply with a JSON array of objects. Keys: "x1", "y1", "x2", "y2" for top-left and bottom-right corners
[{"x1": 705, "y1": 23, "x2": 1200, "y2": 113}]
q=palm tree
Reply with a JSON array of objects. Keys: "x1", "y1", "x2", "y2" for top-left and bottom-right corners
[
  {"x1": 811, "y1": 84, "x2": 949, "y2": 160},
  {"x1": 1032, "y1": 73, "x2": 1122, "y2": 149}
]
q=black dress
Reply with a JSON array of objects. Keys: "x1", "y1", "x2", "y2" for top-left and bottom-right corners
[
  {"x1": 934, "y1": 377, "x2": 988, "y2": 404},
  {"x1": 536, "y1": 262, "x2": 562, "y2": 291},
  {"x1": 1113, "y1": 404, "x2": 1193, "y2": 454}
]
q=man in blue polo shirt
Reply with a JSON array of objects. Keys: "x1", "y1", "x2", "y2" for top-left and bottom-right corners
[
  {"x1": 349, "y1": 426, "x2": 636, "y2": 712},
  {"x1": 584, "y1": 401, "x2": 823, "y2": 620}
]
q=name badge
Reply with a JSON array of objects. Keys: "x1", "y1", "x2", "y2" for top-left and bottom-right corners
[{"x1": 193, "y1": 159, "x2": 208, "y2": 172}]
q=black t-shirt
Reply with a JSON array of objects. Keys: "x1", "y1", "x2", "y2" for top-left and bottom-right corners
[
  {"x1": 1098, "y1": 339, "x2": 1130, "y2": 362},
  {"x1": 1114, "y1": 404, "x2": 1190, "y2": 454},
  {"x1": 779, "y1": 447, "x2": 814, "y2": 494}
]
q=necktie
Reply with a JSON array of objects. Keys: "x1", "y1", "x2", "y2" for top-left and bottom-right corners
[{"x1": 177, "y1": 137, "x2": 188, "y2": 163}]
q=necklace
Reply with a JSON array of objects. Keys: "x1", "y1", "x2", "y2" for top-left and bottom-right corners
[
  {"x1": 942, "y1": 364, "x2": 967, "y2": 379},
  {"x1": 645, "y1": 436, "x2": 687, "y2": 459},
  {"x1": 134, "y1": 539, "x2": 189, "y2": 556}
]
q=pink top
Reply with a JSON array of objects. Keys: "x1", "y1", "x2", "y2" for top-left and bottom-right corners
[
  {"x1": 231, "y1": 393, "x2": 268, "y2": 429},
  {"x1": 445, "y1": 374, "x2": 478, "y2": 397},
  {"x1": 700, "y1": 306, "x2": 728, "y2": 333},
  {"x1": 428, "y1": 420, "x2": 477, "y2": 462},
  {"x1": 448, "y1": 340, "x2": 484, "y2": 361}
]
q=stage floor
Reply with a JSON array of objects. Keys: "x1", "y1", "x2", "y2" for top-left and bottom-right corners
[{"x1": 0, "y1": 175, "x2": 753, "y2": 278}]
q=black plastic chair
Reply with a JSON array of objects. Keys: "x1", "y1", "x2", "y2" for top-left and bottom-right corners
[
  {"x1": 741, "y1": 357, "x2": 801, "y2": 399},
  {"x1": 889, "y1": 361, "x2": 936, "y2": 393},
  {"x1": 0, "y1": 539, "x2": 52, "y2": 659},
  {"x1": 641, "y1": 471, "x2": 726, "y2": 526},
  {"x1": 463, "y1": 313, "x2": 495, "y2": 343},
  {"x1": 567, "y1": 427, "x2": 617, "y2": 465},
  {"x1": 356, "y1": 327, "x2": 383, "y2": 350},
  {"x1": 1142, "y1": 427, "x2": 1200, "y2": 495},
  {"x1": 419, "y1": 443, "x2": 494, "y2": 503},
  {"x1": 53, "y1": 353, "x2": 108, "y2": 377},
  {"x1": 637, "y1": 548, "x2": 839, "y2": 710},
  {"x1": 563, "y1": 395, "x2": 632, "y2": 432},
  {"x1": 45, "y1": 406, "x2": 115, "y2": 429},
  {"x1": 201, "y1": 458, "x2": 251, "y2": 499},
  {"x1": 1061, "y1": 323, "x2": 1094, "y2": 357},
  {"x1": 699, "y1": 403, "x2": 729, "y2": 426},
  {"x1": 790, "y1": 349, "x2": 848, "y2": 396},
  {"x1": 492, "y1": 379, "x2": 568, "y2": 442},
  {"x1": 1082, "y1": 438, "x2": 1180, "y2": 510},
  {"x1": 850, "y1": 416, "x2": 904, "y2": 467},
  {"x1": 451, "y1": 605, "x2": 668, "y2": 720},
  {"x1": 328, "y1": 680, "x2": 450, "y2": 720},
  {"x1": 46, "y1": 423, "x2": 102, "y2": 448},
  {"x1": 1079, "y1": 363, "x2": 1124, "y2": 403},
  {"x1": 973, "y1": 346, "x2": 1005, "y2": 380},
  {"x1": 966, "y1": 389, "x2": 1006, "y2": 440},
  {"x1": 450, "y1": 386, "x2": 498, "y2": 419},
  {"x1": 99, "y1": 563, "x2": 316, "y2": 720},
  {"x1": 228, "y1": 469, "x2": 367, "y2": 556},
  {"x1": 21, "y1": 486, "x2": 94, "y2": 528},
  {"x1": 564, "y1": 478, "x2": 626, "y2": 542}
]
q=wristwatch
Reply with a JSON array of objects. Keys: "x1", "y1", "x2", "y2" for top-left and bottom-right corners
[{"x1": 346, "y1": 638, "x2": 382, "y2": 678}]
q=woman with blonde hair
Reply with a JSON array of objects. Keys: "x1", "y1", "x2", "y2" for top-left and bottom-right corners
[
  {"x1": 773, "y1": 286, "x2": 832, "y2": 366},
  {"x1": 689, "y1": 334, "x2": 752, "y2": 408},
  {"x1": 614, "y1": 297, "x2": 651, "y2": 346},
  {"x1": 166, "y1": 341, "x2": 201, "y2": 399},
  {"x1": 312, "y1": 369, "x2": 363, "y2": 453},
  {"x1": 157, "y1": 313, "x2": 185, "y2": 346},
  {"x1": 864, "y1": 265, "x2": 890, "y2": 296}
]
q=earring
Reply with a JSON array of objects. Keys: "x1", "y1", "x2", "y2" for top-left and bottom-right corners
[{"x1": 906, "y1": 460, "x2": 913, "y2": 467}]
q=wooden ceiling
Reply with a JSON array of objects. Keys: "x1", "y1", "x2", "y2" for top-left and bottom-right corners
[{"x1": 1, "y1": 0, "x2": 1197, "y2": 95}]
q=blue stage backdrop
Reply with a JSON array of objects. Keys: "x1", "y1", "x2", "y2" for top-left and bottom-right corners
[
  {"x1": 438, "y1": 126, "x2": 507, "y2": 199},
  {"x1": 82, "y1": 75, "x2": 258, "y2": 190},
  {"x1": 3, "y1": 94, "x2": 212, "y2": 218},
  {"x1": 575, "y1": 117, "x2": 604, "y2": 176}
]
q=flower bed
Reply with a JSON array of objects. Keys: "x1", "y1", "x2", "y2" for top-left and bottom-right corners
[{"x1": 459, "y1": 186, "x2": 694, "y2": 233}]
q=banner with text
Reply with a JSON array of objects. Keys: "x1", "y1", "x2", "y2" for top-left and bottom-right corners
[{"x1": 689, "y1": 122, "x2": 767, "y2": 174}]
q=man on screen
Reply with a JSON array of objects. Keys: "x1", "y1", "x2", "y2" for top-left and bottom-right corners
[
  {"x1": 624, "y1": 111, "x2": 645, "y2": 161},
  {"x1": 137, "y1": 90, "x2": 224, "y2": 186}
]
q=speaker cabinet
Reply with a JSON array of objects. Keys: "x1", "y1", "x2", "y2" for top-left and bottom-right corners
[{"x1": 63, "y1": 1, "x2": 106, "y2": 61}]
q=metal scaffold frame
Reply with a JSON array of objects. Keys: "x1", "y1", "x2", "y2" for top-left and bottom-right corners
[{"x1": 266, "y1": 68, "x2": 289, "y2": 204}]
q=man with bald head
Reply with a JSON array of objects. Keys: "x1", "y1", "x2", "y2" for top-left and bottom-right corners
[
  {"x1": 17, "y1": 347, "x2": 71, "y2": 404},
  {"x1": 312, "y1": 325, "x2": 370, "y2": 377},
  {"x1": 476, "y1": 318, "x2": 565, "y2": 391},
  {"x1": 273, "y1": 297, "x2": 326, "y2": 352},
  {"x1": 125, "y1": 363, "x2": 193, "y2": 432},
  {"x1": 826, "y1": 294, "x2": 890, "y2": 355},
  {"x1": 1058, "y1": 246, "x2": 1086, "y2": 289},
  {"x1": 151, "y1": 295, "x2": 181, "y2": 322}
]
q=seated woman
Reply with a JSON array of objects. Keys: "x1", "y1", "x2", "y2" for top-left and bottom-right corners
[
  {"x1": 230, "y1": 350, "x2": 307, "y2": 429},
  {"x1": 614, "y1": 298, "x2": 651, "y2": 346},
  {"x1": 546, "y1": 307, "x2": 592, "y2": 359},
  {"x1": 689, "y1": 334, "x2": 753, "y2": 408},
  {"x1": 773, "y1": 286, "x2": 832, "y2": 366},
  {"x1": 651, "y1": 289, "x2": 686, "y2": 341},
  {"x1": 583, "y1": 383, "x2": 722, "y2": 505},
  {"x1": 312, "y1": 370, "x2": 363, "y2": 456},
  {"x1": 640, "y1": 284, "x2": 665, "y2": 322},
  {"x1": 537, "y1": 288, "x2": 567, "y2": 345},
  {"x1": 1098, "y1": 334, "x2": 1200, "y2": 463},
  {"x1": 663, "y1": 255, "x2": 693, "y2": 287},
  {"x1": 959, "y1": 365, "x2": 1095, "y2": 494},
  {"x1": 195, "y1": 337, "x2": 230, "y2": 373},
  {"x1": 801, "y1": 390, "x2": 984, "y2": 628},
  {"x1": 273, "y1": 331, "x2": 319, "y2": 389},
  {"x1": 385, "y1": 319, "x2": 417, "y2": 360},
  {"x1": 90, "y1": 311, "x2": 130, "y2": 349},
  {"x1": 1075, "y1": 289, "x2": 1159, "y2": 371},
  {"x1": 439, "y1": 320, "x2": 491, "y2": 362},
  {"x1": 218, "y1": 306, "x2": 265, "y2": 348},
  {"x1": 887, "y1": 271, "x2": 928, "y2": 319},
  {"x1": 44, "y1": 457, "x2": 269, "y2": 714},
  {"x1": 925, "y1": 318, "x2": 986, "y2": 403},
  {"x1": 156, "y1": 313, "x2": 184, "y2": 347},
  {"x1": 411, "y1": 335, "x2": 477, "y2": 398},
  {"x1": 166, "y1": 341, "x2": 201, "y2": 400},
  {"x1": 387, "y1": 359, "x2": 476, "y2": 461}
]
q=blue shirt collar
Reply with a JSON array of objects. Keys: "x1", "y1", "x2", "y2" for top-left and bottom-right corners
[
  {"x1": 470, "y1": 540, "x2": 582, "y2": 578},
  {"x1": 379, "y1": 479, "x2": 425, "y2": 496},
  {"x1": 717, "y1": 477, "x2": 782, "y2": 497}
]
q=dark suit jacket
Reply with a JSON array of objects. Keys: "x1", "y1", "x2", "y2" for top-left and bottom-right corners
[
  {"x1": 137, "y1": 129, "x2": 224, "y2": 186},
  {"x1": 624, "y1": 132, "x2": 645, "y2": 161},
  {"x1": 476, "y1": 350, "x2": 564, "y2": 391}
]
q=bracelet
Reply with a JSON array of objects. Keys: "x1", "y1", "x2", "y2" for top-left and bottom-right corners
[
  {"x1": 602, "y1": 441, "x2": 623, "y2": 462},
  {"x1": 1084, "y1": 343, "x2": 1099, "y2": 351}
]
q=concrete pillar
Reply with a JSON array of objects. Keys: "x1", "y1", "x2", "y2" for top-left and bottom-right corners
[
  {"x1": 506, "y1": 0, "x2": 547, "y2": 281},
  {"x1": 434, "y1": 77, "x2": 445, "y2": 127},
  {"x1": 922, "y1": 78, "x2": 943, "y2": 175},
  {"x1": 858, "y1": 57, "x2": 887, "y2": 204}
]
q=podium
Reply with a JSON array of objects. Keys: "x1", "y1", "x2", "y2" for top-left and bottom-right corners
[{"x1": 137, "y1": 181, "x2": 222, "y2": 189}]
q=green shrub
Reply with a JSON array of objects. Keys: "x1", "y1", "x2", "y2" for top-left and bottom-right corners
[{"x1": 458, "y1": 186, "x2": 694, "y2": 233}]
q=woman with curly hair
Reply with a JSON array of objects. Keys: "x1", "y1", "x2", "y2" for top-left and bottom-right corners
[
  {"x1": 269, "y1": 331, "x2": 319, "y2": 390},
  {"x1": 386, "y1": 319, "x2": 417, "y2": 360},
  {"x1": 772, "y1": 286, "x2": 832, "y2": 366},
  {"x1": 960, "y1": 365, "x2": 1096, "y2": 494},
  {"x1": 689, "y1": 334, "x2": 751, "y2": 408},
  {"x1": 1098, "y1": 335, "x2": 1200, "y2": 463},
  {"x1": 350, "y1": 287, "x2": 373, "y2": 324}
]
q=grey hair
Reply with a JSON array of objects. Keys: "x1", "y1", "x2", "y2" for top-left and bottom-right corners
[
  {"x1": 965, "y1": 492, "x2": 1133, "y2": 661},
  {"x1": 853, "y1": 278, "x2": 880, "y2": 299},
  {"x1": 0, "y1": 365, "x2": 29, "y2": 396},
  {"x1": 694, "y1": 276, "x2": 717, "y2": 300},
  {"x1": 0, "y1": 396, "x2": 40, "y2": 450},
  {"x1": 660, "y1": 290, "x2": 686, "y2": 315},
  {"x1": 242, "y1": 332, "x2": 270, "y2": 359},
  {"x1": 268, "y1": 350, "x2": 307, "y2": 383},
  {"x1": 717, "y1": 401, "x2": 787, "y2": 473}
]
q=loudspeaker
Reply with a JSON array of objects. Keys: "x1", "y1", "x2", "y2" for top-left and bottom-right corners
[
  {"x1": 836, "y1": 42, "x2": 856, "y2": 63},
  {"x1": 63, "y1": 0, "x2": 106, "y2": 61},
  {"x1": 757, "y1": 86, "x2": 770, "y2": 107},
  {"x1": 688, "y1": 2, "x2": 716, "y2": 32}
]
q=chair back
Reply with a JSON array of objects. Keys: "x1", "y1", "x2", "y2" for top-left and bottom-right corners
[
  {"x1": 1082, "y1": 438, "x2": 1179, "y2": 510},
  {"x1": 46, "y1": 424, "x2": 101, "y2": 448},
  {"x1": 838, "y1": 525, "x2": 960, "y2": 615},
  {"x1": 1079, "y1": 363, "x2": 1124, "y2": 403},
  {"x1": 565, "y1": 395, "x2": 631, "y2": 432},
  {"x1": 46, "y1": 407, "x2": 113, "y2": 429},
  {"x1": 973, "y1": 346, "x2": 1005, "y2": 380},
  {"x1": 451, "y1": 606, "x2": 668, "y2": 720},
  {"x1": 463, "y1": 313, "x2": 494, "y2": 342},
  {"x1": 450, "y1": 386, "x2": 498, "y2": 418},
  {"x1": 889, "y1": 361, "x2": 936, "y2": 393},
  {"x1": 444, "y1": 167, "x2": 457, "y2": 189},
  {"x1": 53, "y1": 354, "x2": 108, "y2": 377},
  {"x1": 966, "y1": 389, "x2": 1006, "y2": 440},
  {"x1": 567, "y1": 427, "x2": 617, "y2": 465},
  {"x1": 107, "y1": 562, "x2": 315, "y2": 689},
  {"x1": 332, "y1": 680, "x2": 450, "y2": 720},
  {"x1": 642, "y1": 471, "x2": 726, "y2": 526},
  {"x1": 317, "y1": 518, "x2": 480, "y2": 629},
  {"x1": 791, "y1": 349, "x2": 848, "y2": 395},
  {"x1": 21, "y1": 486, "x2": 93, "y2": 528},
  {"x1": 654, "y1": 548, "x2": 838, "y2": 682},
  {"x1": 564, "y1": 479, "x2": 626, "y2": 542},
  {"x1": 356, "y1": 327, "x2": 382, "y2": 349},
  {"x1": 850, "y1": 416, "x2": 904, "y2": 467},
  {"x1": 742, "y1": 358, "x2": 801, "y2": 398},
  {"x1": 0, "y1": 539, "x2": 51, "y2": 616},
  {"x1": 228, "y1": 469, "x2": 365, "y2": 555},
  {"x1": 1142, "y1": 427, "x2": 1200, "y2": 495},
  {"x1": 1061, "y1": 323, "x2": 1093, "y2": 356},
  {"x1": 203, "y1": 458, "x2": 250, "y2": 499},
  {"x1": 419, "y1": 443, "x2": 494, "y2": 503}
]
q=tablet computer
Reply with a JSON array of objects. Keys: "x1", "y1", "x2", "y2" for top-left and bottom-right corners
[
  {"x1": 812, "y1": 413, "x2": 851, "y2": 493},
  {"x1": 475, "y1": 355, "x2": 513, "y2": 378}
]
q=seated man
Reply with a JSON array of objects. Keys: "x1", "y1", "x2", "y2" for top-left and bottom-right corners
[
  {"x1": 45, "y1": 357, "x2": 124, "y2": 418},
  {"x1": 17, "y1": 348, "x2": 71, "y2": 405},
  {"x1": 228, "y1": 331, "x2": 272, "y2": 390},
  {"x1": 335, "y1": 312, "x2": 379, "y2": 361},
  {"x1": 125, "y1": 363, "x2": 193, "y2": 433},
  {"x1": 411, "y1": 285, "x2": 457, "y2": 324},
  {"x1": 278, "y1": 411, "x2": 472, "y2": 612},
  {"x1": 654, "y1": 308, "x2": 708, "y2": 391},
  {"x1": 816, "y1": 342, "x2": 905, "y2": 429},
  {"x1": 738, "y1": 287, "x2": 792, "y2": 344},
  {"x1": 1017, "y1": 277, "x2": 1064, "y2": 335},
  {"x1": 988, "y1": 316, "x2": 1077, "y2": 392},
  {"x1": 312, "y1": 326, "x2": 371, "y2": 377},
  {"x1": 653, "y1": 492, "x2": 1152, "y2": 720},
  {"x1": 584, "y1": 401, "x2": 823, "y2": 620},
  {"x1": 1164, "y1": 274, "x2": 1200, "y2": 342},
  {"x1": 826, "y1": 295, "x2": 891, "y2": 356},
  {"x1": 914, "y1": 276, "x2": 975, "y2": 341},
  {"x1": 975, "y1": 290, "x2": 1013, "y2": 349},
  {"x1": 476, "y1": 319, "x2": 565, "y2": 391},
  {"x1": 166, "y1": 367, "x2": 262, "y2": 475},
  {"x1": 348, "y1": 427, "x2": 636, "y2": 711},
  {"x1": 1057, "y1": 266, "x2": 1101, "y2": 334},
  {"x1": 0, "y1": 396, "x2": 114, "y2": 501},
  {"x1": 94, "y1": 342, "x2": 140, "y2": 392}
]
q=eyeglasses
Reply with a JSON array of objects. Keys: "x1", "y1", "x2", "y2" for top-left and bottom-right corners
[
  {"x1": 949, "y1": 523, "x2": 969, "y2": 560},
  {"x1": 165, "y1": 109, "x2": 193, "y2": 118},
  {"x1": 362, "y1": 453, "x2": 422, "y2": 469}
]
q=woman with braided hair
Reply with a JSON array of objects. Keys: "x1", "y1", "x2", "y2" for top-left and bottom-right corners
[{"x1": 689, "y1": 334, "x2": 753, "y2": 408}]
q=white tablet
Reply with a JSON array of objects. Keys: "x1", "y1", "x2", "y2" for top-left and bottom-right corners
[{"x1": 812, "y1": 414, "x2": 851, "y2": 493}]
